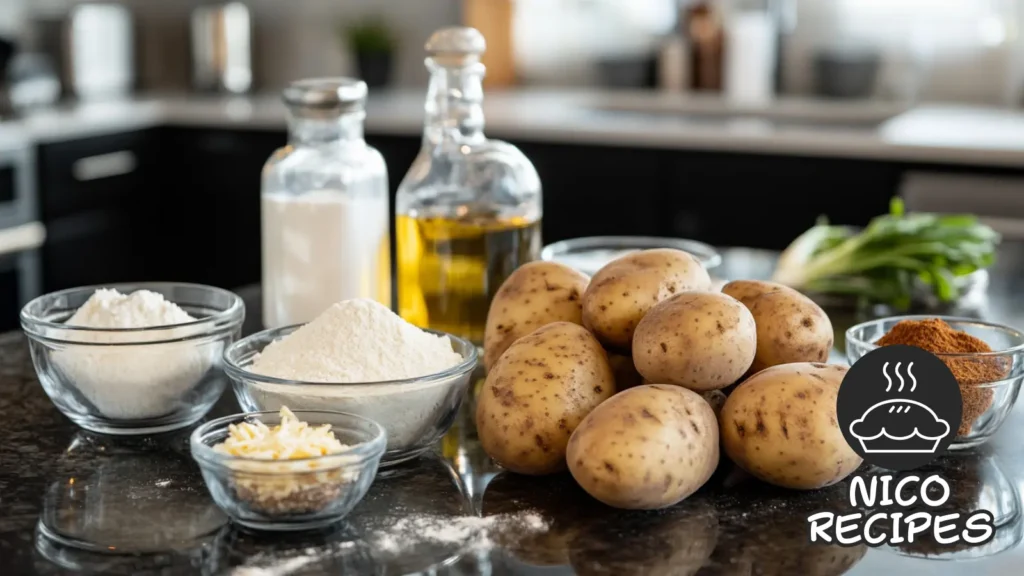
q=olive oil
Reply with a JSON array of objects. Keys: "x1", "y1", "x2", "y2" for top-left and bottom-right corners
[{"x1": 397, "y1": 215, "x2": 542, "y2": 345}]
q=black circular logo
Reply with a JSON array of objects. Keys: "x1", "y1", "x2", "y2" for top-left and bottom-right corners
[{"x1": 837, "y1": 345, "x2": 962, "y2": 471}]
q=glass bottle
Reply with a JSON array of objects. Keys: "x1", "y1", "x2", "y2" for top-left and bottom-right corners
[
  {"x1": 396, "y1": 27, "x2": 542, "y2": 346},
  {"x1": 261, "y1": 78, "x2": 391, "y2": 329}
]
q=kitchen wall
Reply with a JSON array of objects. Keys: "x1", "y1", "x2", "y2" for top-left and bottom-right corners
[{"x1": 13, "y1": 0, "x2": 460, "y2": 91}]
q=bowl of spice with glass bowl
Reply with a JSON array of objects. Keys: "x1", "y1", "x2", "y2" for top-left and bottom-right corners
[{"x1": 846, "y1": 316, "x2": 1024, "y2": 449}]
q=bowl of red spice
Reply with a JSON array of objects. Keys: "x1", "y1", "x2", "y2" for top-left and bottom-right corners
[{"x1": 846, "y1": 316, "x2": 1024, "y2": 450}]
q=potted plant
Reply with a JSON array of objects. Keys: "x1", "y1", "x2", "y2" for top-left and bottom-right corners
[{"x1": 343, "y1": 18, "x2": 395, "y2": 89}]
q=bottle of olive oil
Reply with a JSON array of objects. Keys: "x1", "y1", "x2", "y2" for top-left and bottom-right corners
[{"x1": 396, "y1": 27, "x2": 542, "y2": 346}]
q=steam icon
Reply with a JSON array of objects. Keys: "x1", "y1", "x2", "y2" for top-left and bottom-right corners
[{"x1": 849, "y1": 362, "x2": 952, "y2": 454}]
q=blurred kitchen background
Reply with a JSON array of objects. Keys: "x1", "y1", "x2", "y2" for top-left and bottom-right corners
[{"x1": 1, "y1": 0, "x2": 1024, "y2": 330}]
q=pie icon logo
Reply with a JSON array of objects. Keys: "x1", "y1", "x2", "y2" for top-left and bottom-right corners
[{"x1": 838, "y1": 345, "x2": 962, "y2": 471}]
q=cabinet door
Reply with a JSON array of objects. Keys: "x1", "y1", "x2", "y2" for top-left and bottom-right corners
[
  {"x1": 666, "y1": 151, "x2": 899, "y2": 249},
  {"x1": 172, "y1": 128, "x2": 285, "y2": 290},
  {"x1": 512, "y1": 141, "x2": 667, "y2": 243},
  {"x1": 37, "y1": 130, "x2": 156, "y2": 221},
  {"x1": 42, "y1": 209, "x2": 138, "y2": 291}
]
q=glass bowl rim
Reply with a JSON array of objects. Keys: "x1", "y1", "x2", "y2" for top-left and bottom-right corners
[
  {"x1": 540, "y1": 235, "x2": 723, "y2": 269},
  {"x1": 190, "y1": 409, "x2": 387, "y2": 470},
  {"x1": 223, "y1": 324, "x2": 478, "y2": 387},
  {"x1": 846, "y1": 315, "x2": 1024, "y2": 358},
  {"x1": 20, "y1": 282, "x2": 245, "y2": 341}
]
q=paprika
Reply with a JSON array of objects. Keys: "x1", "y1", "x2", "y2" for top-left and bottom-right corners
[{"x1": 877, "y1": 318, "x2": 1007, "y2": 436}]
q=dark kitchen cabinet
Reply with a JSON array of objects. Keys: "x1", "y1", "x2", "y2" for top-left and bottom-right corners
[
  {"x1": 663, "y1": 151, "x2": 901, "y2": 249},
  {"x1": 163, "y1": 128, "x2": 285, "y2": 290},
  {"x1": 513, "y1": 141, "x2": 667, "y2": 242},
  {"x1": 36, "y1": 130, "x2": 162, "y2": 292}
]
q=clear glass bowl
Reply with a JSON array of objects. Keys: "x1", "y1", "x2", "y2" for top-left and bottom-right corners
[
  {"x1": 540, "y1": 236, "x2": 722, "y2": 277},
  {"x1": 190, "y1": 410, "x2": 385, "y2": 532},
  {"x1": 20, "y1": 283, "x2": 245, "y2": 435},
  {"x1": 224, "y1": 326, "x2": 478, "y2": 467},
  {"x1": 846, "y1": 315, "x2": 1024, "y2": 449}
]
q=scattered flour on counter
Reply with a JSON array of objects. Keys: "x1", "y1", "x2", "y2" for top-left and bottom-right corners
[
  {"x1": 246, "y1": 299, "x2": 466, "y2": 450},
  {"x1": 371, "y1": 510, "x2": 549, "y2": 555},
  {"x1": 249, "y1": 298, "x2": 463, "y2": 382},
  {"x1": 54, "y1": 289, "x2": 219, "y2": 419},
  {"x1": 230, "y1": 542, "x2": 355, "y2": 576}
]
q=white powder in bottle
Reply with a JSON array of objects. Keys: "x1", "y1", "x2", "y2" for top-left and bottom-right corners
[
  {"x1": 261, "y1": 190, "x2": 391, "y2": 330},
  {"x1": 54, "y1": 289, "x2": 218, "y2": 419},
  {"x1": 246, "y1": 299, "x2": 465, "y2": 450}
]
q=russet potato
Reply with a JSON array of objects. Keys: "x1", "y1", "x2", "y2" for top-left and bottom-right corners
[
  {"x1": 483, "y1": 261, "x2": 590, "y2": 370},
  {"x1": 719, "y1": 362, "x2": 860, "y2": 490},
  {"x1": 476, "y1": 322, "x2": 615, "y2": 475},
  {"x1": 567, "y1": 384, "x2": 719, "y2": 509},
  {"x1": 582, "y1": 249, "x2": 711, "y2": 351},
  {"x1": 722, "y1": 280, "x2": 833, "y2": 374},
  {"x1": 632, "y1": 292, "x2": 757, "y2": 391}
]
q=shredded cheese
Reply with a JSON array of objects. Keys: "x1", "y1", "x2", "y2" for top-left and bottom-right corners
[{"x1": 213, "y1": 407, "x2": 347, "y2": 460}]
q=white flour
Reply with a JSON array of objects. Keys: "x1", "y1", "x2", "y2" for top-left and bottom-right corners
[
  {"x1": 250, "y1": 299, "x2": 462, "y2": 382},
  {"x1": 262, "y1": 190, "x2": 391, "y2": 329},
  {"x1": 54, "y1": 289, "x2": 218, "y2": 419},
  {"x1": 372, "y1": 511, "x2": 548, "y2": 555},
  {"x1": 247, "y1": 299, "x2": 465, "y2": 449}
]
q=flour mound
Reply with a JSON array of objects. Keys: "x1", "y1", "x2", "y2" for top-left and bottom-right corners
[
  {"x1": 56, "y1": 289, "x2": 217, "y2": 420},
  {"x1": 67, "y1": 288, "x2": 196, "y2": 333},
  {"x1": 250, "y1": 299, "x2": 463, "y2": 382}
]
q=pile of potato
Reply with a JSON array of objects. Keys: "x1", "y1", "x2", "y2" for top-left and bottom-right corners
[{"x1": 477, "y1": 250, "x2": 862, "y2": 510}]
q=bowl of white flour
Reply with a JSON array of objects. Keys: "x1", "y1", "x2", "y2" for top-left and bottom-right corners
[
  {"x1": 224, "y1": 299, "x2": 478, "y2": 467},
  {"x1": 21, "y1": 283, "x2": 245, "y2": 435}
]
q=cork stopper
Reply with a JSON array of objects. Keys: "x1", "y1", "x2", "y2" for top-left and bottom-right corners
[{"x1": 425, "y1": 26, "x2": 486, "y2": 67}]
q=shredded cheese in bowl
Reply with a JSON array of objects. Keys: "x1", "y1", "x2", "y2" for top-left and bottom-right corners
[
  {"x1": 211, "y1": 407, "x2": 360, "y2": 515},
  {"x1": 214, "y1": 406, "x2": 346, "y2": 460}
]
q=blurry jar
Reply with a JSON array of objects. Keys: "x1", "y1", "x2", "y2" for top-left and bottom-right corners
[
  {"x1": 261, "y1": 78, "x2": 391, "y2": 329},
  {"x1": 396, "y1": 27, "x2": 542, "y2": 346}
]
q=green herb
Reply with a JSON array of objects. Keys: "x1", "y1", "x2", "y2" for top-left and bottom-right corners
[
  {"x1": 342, "y1": 19, "x2": 394, "y2": 54},
  {"x1": 772, "y1": 198, "x2": 1000, "y2": 309}
]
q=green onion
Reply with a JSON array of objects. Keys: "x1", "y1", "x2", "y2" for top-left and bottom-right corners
[{"x1": 772, "y1": 198, "x2": 1000, "y2": 309}]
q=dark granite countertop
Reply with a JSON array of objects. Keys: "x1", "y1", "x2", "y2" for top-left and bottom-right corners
[{"x1": 3, "y1": 247, "x2": 1024, "y2": 575}]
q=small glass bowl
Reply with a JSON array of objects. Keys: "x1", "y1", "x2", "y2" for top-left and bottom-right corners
[
  {"x1": 846, "y1": 316, "x2": 1024, "y2": 449},
  {"x1": 190, "y1": 410, "x2": 385, "y2": 531},
  {"x1": 21, "y1": 283, "x2": 245, "y2": 435},
  {"x1": 540, "y1": 236, "x2": 722, "y2": 276},
  {"x1": 224, "y1": 326, "x2": 478, "y2": 467}
]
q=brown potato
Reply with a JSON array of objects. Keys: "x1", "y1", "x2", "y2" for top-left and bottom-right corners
[
  {"x1": 567, "y1": 385, "x2": 719, "y2": 509},
  {"x1": 701, "y1": 390, "x2": 727, "y2": 417},
  {"x1": 484, "y1": 261, "x2": 590, "y2": 370},
  {"x1": 632, "y1": 292, "x2": 756, "y2": 391},
  {"x1": 747, "y1": 290, "x2": 833, "y2": 373},
  {"x1": 582, "y1": 249, "x2": 711, "y2": 350},
  {"x1": 719, "y1": 363, "x2": 860, "y2": 490},
  {"x1": 720, "y1": 279, "x2": 796, "y2": 307},
  {"x1": 476, "y1": 322, "x2": 615, "y2": 475}
]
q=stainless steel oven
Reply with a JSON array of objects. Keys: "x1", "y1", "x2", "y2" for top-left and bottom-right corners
[{"x1": 0, "y1": 133, "x2": 43, "y2": 331}]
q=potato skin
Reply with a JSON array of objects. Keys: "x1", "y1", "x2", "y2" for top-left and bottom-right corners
[
  {"x1": 747, "y1": 290, "x2": 833, "y2": 373},
  {"x1": 582, "y1": 249, "x2": 711, "y2": 350},
  {"x1": 567, "y1": 384, "x2": 719, "y2": 509},
  {"x1": 719, "y1": 363, "x2": 860, "y2": 490},
  {"x1": 632, "y1": 292, "x2": 756, "y2": 391},
  {"x1": 484, "y1": 261, "x2": 590, "y2": 370},
  {"x1": 720, "y1": 279, "x2": 796, "y2": 307},
  {"x1": 476, "y1": 322, "x2": 615, "y2": 475}
]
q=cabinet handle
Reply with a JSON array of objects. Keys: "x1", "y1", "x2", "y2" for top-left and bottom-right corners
[{"x1": 72, "y1": 151, "x2": 137, "y2": 182}]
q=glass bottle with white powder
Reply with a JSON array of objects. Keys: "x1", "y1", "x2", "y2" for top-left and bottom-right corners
[{"x1": 261, "y1": 78, "x2": 391, "y2": 329}]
